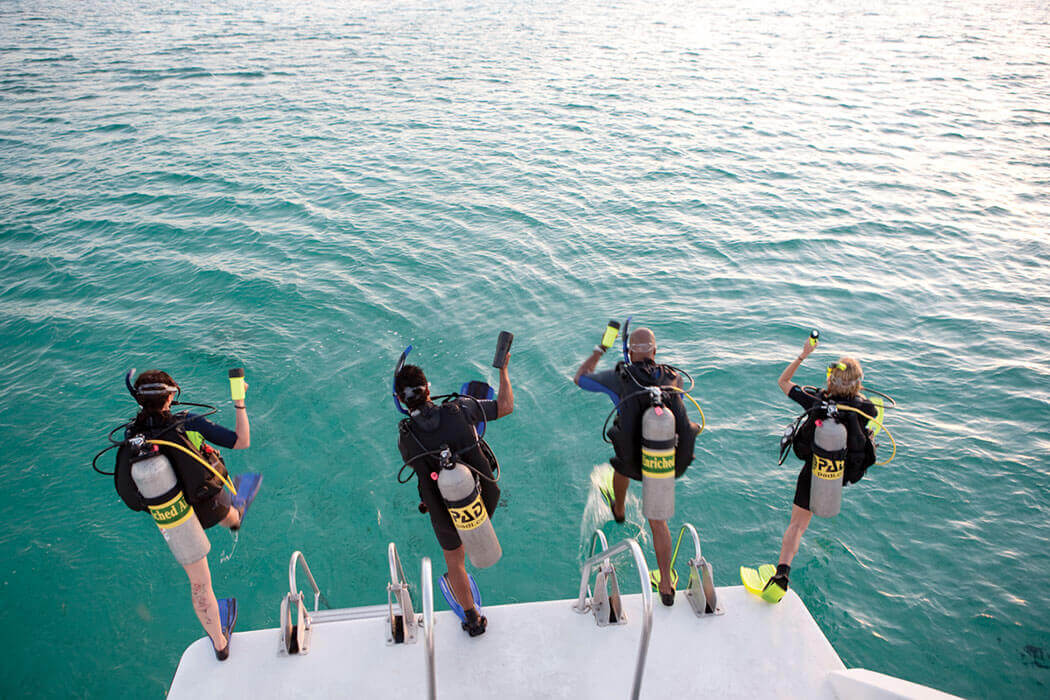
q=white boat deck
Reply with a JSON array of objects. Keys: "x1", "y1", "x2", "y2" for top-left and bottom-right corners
[{"x1": 170, "y1": 586, "x2": 848, "y2": 699}]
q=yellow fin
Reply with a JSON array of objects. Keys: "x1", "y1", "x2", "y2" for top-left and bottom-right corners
[
  {"x1": 740, "y1": 566, "x2": 764, "y2": 595},
  {"x1": 649, "y1": 568, "x2": 679, "y2": 590}
]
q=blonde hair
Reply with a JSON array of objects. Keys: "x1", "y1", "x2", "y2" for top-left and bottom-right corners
[{"x1": 826, "y1": 356, "x2": 863, "y2": 399}]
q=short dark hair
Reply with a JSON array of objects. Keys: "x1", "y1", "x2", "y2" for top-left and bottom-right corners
[{"x1": 394, "y1": 364, "x2": 429, "y2": 410}]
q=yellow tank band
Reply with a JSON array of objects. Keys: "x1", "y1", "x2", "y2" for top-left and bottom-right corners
[
  {"x1": 448, "y1": 493, "x2": 488, "y2": 531},
  {"x1": 812, "y1": 455, "x2": 844, "y2": 480},
  {"x1": 642, "y1": 448, "x2": 675, "y2": 478},
  {"x1": 148, "y1": 491, "x2": 195, "y2": 529}
]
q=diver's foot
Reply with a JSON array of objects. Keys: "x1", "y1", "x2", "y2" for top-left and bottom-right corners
[
  {"x1": 213, "y1": 635, "x2": 230, "y2": 661},
  {"x1": 599, "y1": 474, "x2": 625, "y2": 523},
  {"x1": 215, "y1": 597, "x2": 237, "y2": 659},
  {"x1": 659, "y1": 586, "x2": 675, "y2": 607},
  {"x1": 761, "y1": 565, "x2": 790, "y2": 603},
  {"x1": 462, "y1": 608, "x2": 487, "y2": 637},
  {"x1": 769, "y1": 563, "x2": 790, "y2": 591},
  {"x1": 229, "y1": 473, "x2": 263, "y2": 532}
]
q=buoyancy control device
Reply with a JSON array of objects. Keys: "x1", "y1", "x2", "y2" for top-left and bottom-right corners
[
  {"x1": 114, "y1": 418, "x2": 228, "y2": 512},
  {"x1": 397, "y1": 397, "x2": 502, "y2": 568}
]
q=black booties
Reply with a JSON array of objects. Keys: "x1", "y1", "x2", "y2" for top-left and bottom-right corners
[{"x1": 462, "y1": 608, "x2": 488, "y2": 637}]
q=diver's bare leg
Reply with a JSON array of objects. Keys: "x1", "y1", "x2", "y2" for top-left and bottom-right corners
[
  {"x1": 184, "y1": 556, "x2": 225, "y2": 650},
  {"x1": 777, "y1": 505, "x2": 813, "y2": 567},
  {"x1": 649, "y1": 518, "x2": 674, "y2": 596},
  {"x1": 443, "y1": 546, "x2": 475, "y2": 614},
  {"x1": 612, "y1": 470, "x2": 629, "y2": 520}
]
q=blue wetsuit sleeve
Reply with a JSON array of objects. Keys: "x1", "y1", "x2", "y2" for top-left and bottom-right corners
[
  {"x1": 184, "y1": 413, "x2": 238, "y2": 449},
  {"x1": 578, "y1": 369, "x2": 622, "y2": 405}
]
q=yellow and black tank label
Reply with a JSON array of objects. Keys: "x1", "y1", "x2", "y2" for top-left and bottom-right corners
[
  {"x1": 642, "y1": 447, "x2": 675, "y2": 479},
  {"x1": 448, "y1": 493, "x2": 488, "y2": 531},
  {"x1": 812, "y1": 455, "x2": 844, "y2": 481},
  {"x1": 148, "y1": 491, "x2": 194, "y2": 529}
]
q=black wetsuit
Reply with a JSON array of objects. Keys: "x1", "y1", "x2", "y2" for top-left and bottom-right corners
[
  {"x1": 579, "y1": 360, "x2": 699, "y2": 481},
  {"x1": 398, "y1": 398, "x2": 500, "y2": 550},
  {"x1": 788, "y1": 386, "x2": 876, "y2": 510}
]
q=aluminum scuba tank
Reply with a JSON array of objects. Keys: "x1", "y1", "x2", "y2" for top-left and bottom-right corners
[
  {"x1": 809, "y1": 414, "x2": 847, "y2": 518},
  {"x1": 641, "y1": 389, "x2": 677, "y2": 520},
  {"x1": 130, "y1": 440, "x2": 210, "y2": 566},
  {"x1": 437, "y1": 451, "x2": 502, "y2": 568}
]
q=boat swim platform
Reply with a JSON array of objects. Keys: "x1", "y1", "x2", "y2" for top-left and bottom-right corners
[
  {"x1": 170, "y1": 538, "x2": 959, "y2": 699},
  {"x1": 172, "y1": 586, "x2": 844, "y2": 699}
]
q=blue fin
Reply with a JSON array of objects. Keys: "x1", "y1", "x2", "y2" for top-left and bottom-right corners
[
  {"x1": 214, "y1": 597, "x2": 238, "y2": 660},
  {"x1": 231, "y1": 473, "x2": 263, "y2": 530},
  {"x1": 459, "y1": 381, "x2": 495, "y2": 437},
  {"x1": 217, "y1": 597, "x2": 238, "y2": 638},
  {"x1": 439, "y1": 573, "x2": 483, "y2": 623}
]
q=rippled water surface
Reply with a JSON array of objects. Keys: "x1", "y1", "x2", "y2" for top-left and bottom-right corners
[{"x1": 2, "y1": 0, "x2": 1049, "y2": 697}]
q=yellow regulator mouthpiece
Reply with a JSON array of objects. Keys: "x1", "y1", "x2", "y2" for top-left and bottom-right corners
[
  {"x1": 228, "y1": 368, "x2": 246, "y2": 401},
  {"x1": 809, "y1": 329, "x2": 820, "y2": 347}
]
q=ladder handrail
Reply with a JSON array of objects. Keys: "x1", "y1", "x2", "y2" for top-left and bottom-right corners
[
  {"x1": 289, "y1": 550, "x2": 328, "y2": 612},
  {"x1": 575, "y1": 538, "x2": 653, "y2": 700},
  {"x1": 588, "y1": 529, "x2": 611, "y2": 562},
  {"x1": 421, "y1": 557, "x2": 436, "y2": 700},
  {"x1": 675, "y1": 523, "x2": 703, "y2": 562},
  {"x1": 388, "y1": 541, "x2": 408, "y2": 586},
  {"x1": 674, "y1": 522, "x2": 722, "y2": 617}
]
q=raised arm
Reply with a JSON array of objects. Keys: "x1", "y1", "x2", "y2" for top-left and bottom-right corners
[
  {"x1": 778, "y1": 339, "x2": 816, "y2": 396},
  {"x1": 574, "y1": 346, "x2": 607, "y2": 386},
  {"x1": 496, "y1": 355, "x2": 514, "y2": 418}
]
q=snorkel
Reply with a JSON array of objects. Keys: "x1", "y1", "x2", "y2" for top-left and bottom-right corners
[
  {"x1": 392, "y1": 346, "x2": 413, "y2": 416},
  {"x1": 622, "y1": 316, "x2": 632, "y2": 366}
]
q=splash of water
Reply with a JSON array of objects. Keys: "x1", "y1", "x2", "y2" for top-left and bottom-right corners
[
  {"x1": 578, "y1": 464, "x2": 649, "y2": 564},
  {"x1": 219, "y1": 530, "x2": 239, "y2": 564}
]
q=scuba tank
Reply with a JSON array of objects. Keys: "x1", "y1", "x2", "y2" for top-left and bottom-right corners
[
  {"x1": 436, "y1": 448, "x2": 502, "y2": 568},
  {"x1": 809, "y1": 408, "x2": 848, "y2": 518},
  {"x1": 641, "y1": 387, "x2": 677, "y2": 521},
  {"x1": 129, "y1": 436, "x2": 211, "y2": 566}
]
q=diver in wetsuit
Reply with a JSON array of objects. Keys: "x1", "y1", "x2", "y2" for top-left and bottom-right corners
[
  {"x1": 395, "y1": 355, "x2": 514, "y2": 636},
  {"x1": 114, "y1": 370, "x2": 255, "y2": 660},
  {"x1": 769, "y1": 340, "x2": 878, "y2": 597},
  {"x1": 574, "y1": 326, "x2": 699, "y2": 606}
]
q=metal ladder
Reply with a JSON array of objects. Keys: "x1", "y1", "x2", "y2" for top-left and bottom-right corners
[
  {"x1": 675, "y1": 523, "x2": 724, "y2": 618},
  {"x1": 278, "y1": 545, "x2": 435, "y2": 669},
  {"x1": 572, "y1": 534, "x2": 652, "y2": 700},
  {"x1": 571, "y1": 523, "x2": 724, "y2": 699}
]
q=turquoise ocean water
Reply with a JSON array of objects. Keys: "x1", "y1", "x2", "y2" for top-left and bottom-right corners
[{"x1": 2, "y1": 0, "x2": 1049, "y2": 696}]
